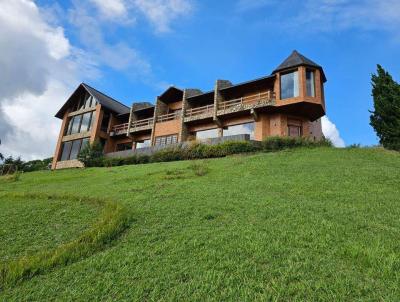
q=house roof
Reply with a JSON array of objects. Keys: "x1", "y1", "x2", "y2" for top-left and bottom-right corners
[
  {"x1": 131, "y1": 102, "x2": 154, "y2": 112},
  {"x1": 159, "y1": 86, "x2": 184, "y2": 103},
  {"x1": 55, "y1": 83, "x2": 130, "y2": 119},
  {"x1": 272, "y1": 50, "x2": 327, "y2": 82},
  {"x1": 220, "y1": 74, "x2": 275, "y2": 92}
]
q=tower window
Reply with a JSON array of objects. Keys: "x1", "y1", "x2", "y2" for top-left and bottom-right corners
[
  {"x1": 306, "y1": 69, "x2": 315, "y2": 97},
  {"x1": 280, "y1": 71, "x2": 299, "y2": 99}
]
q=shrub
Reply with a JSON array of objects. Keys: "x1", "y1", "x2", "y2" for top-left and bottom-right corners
[
  {"x1": 214, "y1": 141, "x2": 260, "y2": 155},
  {"x1": 261, "y1": 136, "x2": 332, "y2": 152},
  {"x1": 78, "y1": 140, "x2": 104, "y2": 167},
  {"x1": 94, "y1": 137, "x2": 331, "y2": 168},
  {"x1": 152, "y1": 147, "x2": 185, "y2": 163}
]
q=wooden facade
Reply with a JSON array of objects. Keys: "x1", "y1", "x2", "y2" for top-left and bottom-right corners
[{"x1": 52, "y1": 51, "x2": 327, "y2": 169}]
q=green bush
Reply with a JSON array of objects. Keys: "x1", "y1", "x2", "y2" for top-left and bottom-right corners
[
  {"x1": 92, "y1": 137, "x2": 331, "y2": 168},
  {"x1": 261, "y1": 136, "x2": 332, "y2": 151},
  {"x1": 78, "y1": 141, "x2": 104, "y2": 167},
  {"x1": 214, "y1": 141, "x2": 260, "y2": 155},
  {"x1": 151, "y1": 147, "x2": 185, "y2": 163}
]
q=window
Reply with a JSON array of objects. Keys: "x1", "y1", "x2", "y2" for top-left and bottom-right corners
[
  {"x1": 70, "y1": 114, "x2": 82, "y2": 134},
  {"x1": 280, "y1": 71, "x2": 299, "y2": 99},
  {"x1": 287, "y1": 119, "x2": 302, "y2": 138},
  {"x1": 223, "y1": 122, "x2": 254, "y2": 139},
  {"x1": 196, "y1": 128, "x2": 218, "y2": 140},
  {"x1": 80, "y1": 112, "x2": 92, "y2": 132},
  {"x1": 81, "y1": 138, "x2": 90, "y2": 151},
  {"x1": 59, "y1": 138, "x2": 91, "y2": 161},
  {"x1": 60, "y1": 141, "x2": 72, "y2": 161},
  {"x1": 65, "y1": 111, "x2": 95, "y2": 135},
  {"x1": 155, "y1": 134, "x2": 178, "y2": 146},
  {"x1": 116, "y1": 142, "x2": 132, "y2": 151},
  {"x1": 74, "y1": 93, "x2": 97, "y2": 111},
  {"x1": 69, "y1": 140, "x2": 82, "y2": 160},
  {"x1": 101, "y1": 112, "x2": 110, "y2": 132},
  {"x1": 136, "y1": 139, "x2": 151, "y2": 149},
  {"x1": 66, "y1": 116, "x2": 75, "y2": 135},
  {"x1": 306, "y1": 69, "x2": 315, "y2": 97}
]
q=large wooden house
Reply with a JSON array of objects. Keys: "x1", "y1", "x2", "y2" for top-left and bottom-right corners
[{"x1": 52, "y1": 51, "x2": 326, "y2": 169}]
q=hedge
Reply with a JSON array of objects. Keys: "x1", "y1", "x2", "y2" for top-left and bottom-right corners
[{"x1": 95, "y1": 137, "x2": 332, "y2": 168}]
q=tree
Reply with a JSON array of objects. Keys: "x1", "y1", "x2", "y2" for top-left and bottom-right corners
[
  {"x1": 78, "y1": 140, "x2": 104, "y2": 167},
  {"x1": 370, "y1": 65, "x2": 400, "y2": 150}
]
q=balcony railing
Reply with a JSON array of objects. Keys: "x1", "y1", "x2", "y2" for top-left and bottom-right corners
[
  {"x1": 219, "y1": 91, "x2": 274, "y2": 111},
  {"x1": 111, "y1": 123, "x2": 129, "y2": 135},
  {"x1": 157, "y1": 112, "x2": 181, "y2": 123},
  {"x1": 131, "y1": 117, "x2": 154, "y2": 129},
  {"x1": 185, "y1": 104, "x2": 214, "y2": 118}
]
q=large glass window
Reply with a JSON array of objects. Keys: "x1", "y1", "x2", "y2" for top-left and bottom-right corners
[
  {"x1": 80, "y1": 112, "x2": 92, "y2": 132},
  {"x1": 136, "y1": 140, "x2": 151, "y2": 149},
  {"x1": 280, "y1": 71, "x2": 299, "y2": 99},
  {"x1": 59, "y1": 138, "x2": 91, "y2": 161},
  {"x1": 223, "y1": 122, "x2": 255, "y2": 139},
  {"x1": 195, "y1": 128, "x2": 218, "y2": 140},
  {"x1": 60, "y1": 141, "x2": 72, "y2": 161},
  {"x1": 155, "y1": 134, "x2": 178, "y2": 146},
  {"x1": 101, "y1": 112, "x2": 110, "y2": 132},
  {"x1": 306, "y1": 69, "x2": 315, "y2": 97},
  {"x1": 74, "y1": 93, "x2": 97, "y2": 111},
  {"x1": 66, "y1": 111, "x2": 95, "y2": 135},
  {"x1": 69, "y1": 140, "x2": 82, "y2": 160},
  {"x1": 116, "y1": 142, "x2": 132, "y2": 151},
  {"x1": 70, "y1": 115, "x2": 82, "y2": 134}
]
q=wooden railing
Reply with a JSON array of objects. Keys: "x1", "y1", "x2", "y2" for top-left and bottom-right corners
[
  {"x1": 219, "y1": 91, "x2": 274, "y2": 111},
  {"x1": 131, "y1": 117, "x2": 153, "y2": 129},
  {"x1": 111, "y1": 123, "x2": 129, "y2": 134},
  {"x1": 185, "y1": 104, "x2": 214, "y2": 118},
  {"x1": 157, "y1": 112, "x2": 181, "y2": 123}
]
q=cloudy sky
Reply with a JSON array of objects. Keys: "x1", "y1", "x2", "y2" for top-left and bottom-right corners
[{"x1": 1, "y1": 0, "x2": 399, "y2": 159}]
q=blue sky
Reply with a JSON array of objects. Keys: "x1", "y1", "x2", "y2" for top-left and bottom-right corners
[{"x1": 1, "y1": 0, "x2": 400, "y2": 158}]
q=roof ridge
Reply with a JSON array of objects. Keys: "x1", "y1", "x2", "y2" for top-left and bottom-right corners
[{"x1": 82, "y1": 83, "x2": 129, "y2": 109}]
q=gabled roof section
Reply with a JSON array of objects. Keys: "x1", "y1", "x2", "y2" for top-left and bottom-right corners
[
  {"x1": 159, "y1": 86, "x2": 183, "y2": 103},
  {"x1": 82, "y1": 83, "x2": 130, "y2": 114},
  {"x1": 273, "y1": 50, "x2": 327, "y2": 82},
  {"x1": 55, "y1": 83, "x2": 130, "y2": 119},
  {"x1": 132, "y1": 102, "x2": 154, "y2": 112},
  {"x1": 220, "y1": 74, "x2": 275, "y2": 92}
]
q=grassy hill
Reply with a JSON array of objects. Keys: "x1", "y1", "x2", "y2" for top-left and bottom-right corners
[{"x1": 1, "y1": 147, "x2": 400, "y2": 301}]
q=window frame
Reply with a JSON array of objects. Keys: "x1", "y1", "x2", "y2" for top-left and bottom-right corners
[
  {"x1": 306, "y1": 69, "x2": 316, "y2": 97},
  {"x1": 280, "y1": 69, "x2": 299, "y2": 100}
]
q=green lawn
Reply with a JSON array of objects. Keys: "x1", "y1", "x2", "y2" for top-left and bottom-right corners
[
  {"x1": 0, "y1": 147, "x2": 400, "y2": 301},
  {"x1": 0, "y1": 195, "x2": 99, "y2": 261}
]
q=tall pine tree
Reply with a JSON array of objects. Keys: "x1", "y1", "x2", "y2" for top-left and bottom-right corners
[{"x1": 370, "y1": 65, "x2": 400, "y2": 150}]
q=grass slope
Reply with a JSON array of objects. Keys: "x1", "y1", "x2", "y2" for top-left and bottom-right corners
[
  {"x1": 0, "y1": 195, "x2": 99, "y2": 261},
  {"x1": 0, "y1": 148, "x2": 399, "y2": 301}
]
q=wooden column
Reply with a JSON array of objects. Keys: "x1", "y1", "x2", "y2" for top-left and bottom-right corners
[{"x1": 51, "y1": 110, "x2": 70, "y2": 169}]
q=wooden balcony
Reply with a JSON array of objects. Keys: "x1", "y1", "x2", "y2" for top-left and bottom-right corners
[
  {"x1": 184, "y1": 104, "x2": 214, "y2": 122},
  {"x1": 129, "y1": 117, "x2": 154, "y2": 133},
  {"x1": 217, "y1": 91, "x2": 275, "y2": 116},
  {"x1": 111, "y1": 117, "x2": 154, "y2": 136},
  {"x1": 111, "y1": 123, "x2": 129, "y2": 136},
  {"x1": 157, "y1": 112, "x2": 181, "y2": 123}
]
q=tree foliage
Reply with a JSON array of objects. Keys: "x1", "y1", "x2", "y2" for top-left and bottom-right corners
[
  {"x1": 78, "y1": 140, "x2": 104, "y2": 167},
  {"x1": 370, "y1": 65, "x2": 400, "y2": 150}
]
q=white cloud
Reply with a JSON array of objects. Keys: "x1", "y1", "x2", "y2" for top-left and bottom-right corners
[
  {"x1": 89, "y1": 0, "x2": 127, "y2": 19},
  {"x1": 321, "y1": 116, "x2": 345, "y2": 147},
  {"x1": 0, "y1": 0, "x2": 81, "y2": 160},
  {"x1": 133, "y1": 0, "x2": 193, "y2": 33},
  {"x1": 0, "y1": 0, "x2": 193, "y2": 160},
  {"x1": 68, "y1": 1, "x2": 151, "y2": 75},
  {"x1": 235, "y1": 0, "x2": 400, "y2": 39}
]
